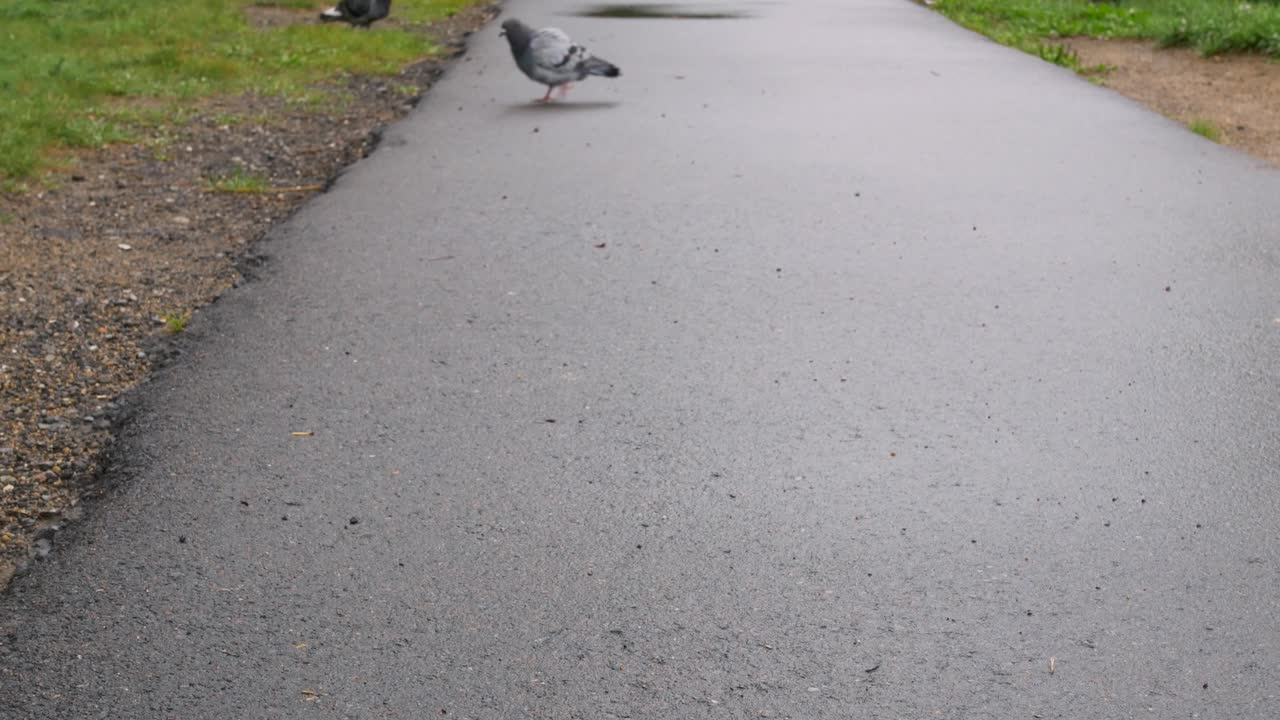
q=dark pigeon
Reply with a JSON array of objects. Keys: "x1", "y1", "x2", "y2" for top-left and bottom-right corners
[{"x1": 320, "y1": 0, "x2": 391, "y2": 28}]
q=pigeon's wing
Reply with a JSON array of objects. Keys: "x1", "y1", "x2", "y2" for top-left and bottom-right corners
[
  {"x1": 527, "y1": 28, "x2": 590, "y2": 75},
  {"x1": 343, "y1": 0, "x2": 372, "y2": 17}
]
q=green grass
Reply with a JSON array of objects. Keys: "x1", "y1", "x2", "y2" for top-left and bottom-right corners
[
  {"x1": 207, "y1": 166, "x2": 271, "y2": 193},
  {"x1": 1035, "y1": 41, "x2": 1082, "y2": 68},
  {"x1": 1032, "y1": 43, "x2": 1115, "y2": 77},
  {"x1": 163, "y1": 311, "x2": 191, "y2": 334},
  {"x1": 933, "y1": 0, "x2": 1280, "y2": 62},
  {"x1": 0, "y1": 0, "x2": 475, "y2": 182},
  {"x1": 1188, "y1": 118, "x2": 1223, "y2": 141}
]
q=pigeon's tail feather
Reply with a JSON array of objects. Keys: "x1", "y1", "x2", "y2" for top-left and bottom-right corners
[{"x1": 582, "y1": 57, "x2": 621, "y2": 78}]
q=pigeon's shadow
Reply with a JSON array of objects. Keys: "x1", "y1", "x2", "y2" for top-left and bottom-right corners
[{"x1": 504, "y1": 100, "x2": 621, "y2": 114}]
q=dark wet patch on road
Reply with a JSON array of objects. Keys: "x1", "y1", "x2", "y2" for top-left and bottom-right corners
[{"x1": 574, "y1": 3, "x2": 751, "y2": 19}]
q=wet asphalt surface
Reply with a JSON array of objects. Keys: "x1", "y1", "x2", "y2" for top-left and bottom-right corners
[{"x1": 4, "y1": 0, "x2": 1280, "y2": 717}]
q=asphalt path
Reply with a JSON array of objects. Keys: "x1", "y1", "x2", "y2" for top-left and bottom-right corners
[{"x1": 3, "y1": 0, "x2": 1280, "y2": 717}]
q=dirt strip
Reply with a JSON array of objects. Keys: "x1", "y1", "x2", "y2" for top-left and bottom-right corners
[{"x1": 1067, "y1": 38, "x2": 1280, "y2": 168}]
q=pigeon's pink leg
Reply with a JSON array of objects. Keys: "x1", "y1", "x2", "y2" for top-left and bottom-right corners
[
  {"x1": 557, "y1": 83, "x2": 572, "y2": 98},
  {"x1": 537, "y1": 85, "x2": 554, "y2": 103}
]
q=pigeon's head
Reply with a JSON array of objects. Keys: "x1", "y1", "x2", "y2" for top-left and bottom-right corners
[{"x1": 499, "y1": 18, "x2": 532, "y2": 50}]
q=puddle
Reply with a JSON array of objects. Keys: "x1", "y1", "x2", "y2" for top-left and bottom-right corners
[{"x1": 575, "y1": 4, "x2": 751, "y2": 19}]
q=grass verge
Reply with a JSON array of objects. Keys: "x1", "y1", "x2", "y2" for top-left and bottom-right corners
[
  {"x1": 932, "y1": 0, "x2": 1280, "y2": 67},
  {"x1": 0, "y1": 0, "x2": 472, "y2": 182}
]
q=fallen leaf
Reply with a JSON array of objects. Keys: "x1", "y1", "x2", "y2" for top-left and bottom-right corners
[
  {"x1": 291, "y1": 431, "x2": 314, "y2": 437},
  {"x1": 301, "y1": 690, "x2": 317, "y2": 696}
]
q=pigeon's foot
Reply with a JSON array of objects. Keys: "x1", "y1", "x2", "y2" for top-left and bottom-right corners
[
  {"x1": 557, "y1": 83, "x2": 572, "y2": 99},
  {"x1": 540, "y1": 86, "x2": 555, "y2": 103}
]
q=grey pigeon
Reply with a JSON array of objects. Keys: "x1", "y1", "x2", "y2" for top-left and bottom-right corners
[
  {"x1": 500, "y1": 18, "x2": 621, "y2": 102},
  {"x1": 320, "y1": 0, "x2": 391, "y2": 28}
]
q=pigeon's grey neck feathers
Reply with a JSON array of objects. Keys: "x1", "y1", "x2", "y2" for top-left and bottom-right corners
[{"x1": 501, "y1": 19, "x2": 534, "y2": 55}]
